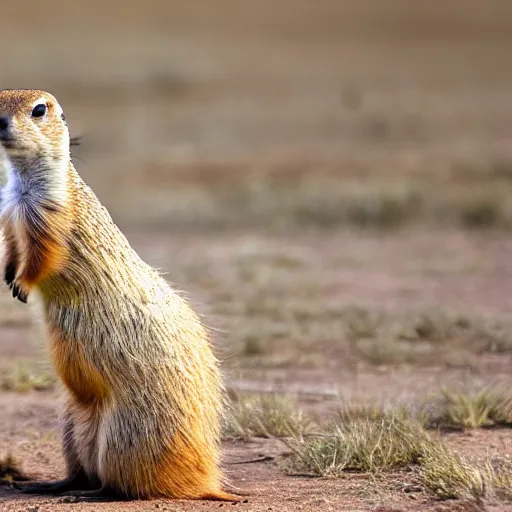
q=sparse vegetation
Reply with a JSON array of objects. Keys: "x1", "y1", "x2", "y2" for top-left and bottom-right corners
[
  {"x1": 425, "y1": 388, "x2": 512, "y2": 430},
  {"x1": 113, "y1": 163, "x2": 512, "y2": 233},
  {"x1": 287, "y1": 407, "x2": 512, "y2": 500},
  {"x1": 86, "y1": 144, "x2": 512, "y2": 233},
  {"x1": 345, "y1": 307, "x2": 512, "y2": 366},
  {"x1": 334, "y1": 387, "x2": 512, "y2": 432},
  {"x1": 223, "y1": 393, "x2": 311, "y2": 440},
  {"x1": 0, "y1": 362, "x2": 55, "y2": 392},
  {"x1": 287, "y1": 413, "x2": 429, "y2": 476},
  {"x1": 0, "y1": 454, "x2": 30, "y2": 483},
  {"x1": 223, "y1": 299, "x2": 512, "y2": 369},
  {"x1": 335, "y1": 402, "x2": 416, "y2": 425},
  {"x1": 419, "y1": 445, "x2": 512, "y2": 500}
]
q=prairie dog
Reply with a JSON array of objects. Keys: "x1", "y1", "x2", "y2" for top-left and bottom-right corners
[{"x1": 0, "y1": 89, "x2": 236, "y2": 502}]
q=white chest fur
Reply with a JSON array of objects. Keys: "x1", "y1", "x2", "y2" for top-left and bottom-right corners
[{"x1": 0, "y1": 165, "x2": 26, "y2": 225}]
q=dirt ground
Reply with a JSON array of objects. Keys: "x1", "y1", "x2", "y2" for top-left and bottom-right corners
[
  {"x1": 2, "y1": 231, "x2": 512, "y2": 512},
  {"x1": 3, "y1": 400, "x2": 510, "y2": 512},
  {"x1": 2, "y1": 1, "x2": 512, "y2": 511}
]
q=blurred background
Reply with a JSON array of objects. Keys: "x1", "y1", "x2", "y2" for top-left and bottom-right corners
[
  {"x1": 3, "y1": 0, "x2": 512, "y2": 398},
  {"x1": 4, "y1": 1, "x2": 512, "y2": 231}
]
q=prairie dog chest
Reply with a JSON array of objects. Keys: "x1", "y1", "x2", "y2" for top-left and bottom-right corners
[
  {"x1": 0, "y1": 158, "x2": 67, "y2": 225},
  {"x1": 1, "y1": 166, "x2": 25, "y2": 224},
  {"x1": 0, "y1": 169, "x2": 28, "y2": 265},
  {"x1": 0, "y1": 167, "x2": 44, "y2": 247}
]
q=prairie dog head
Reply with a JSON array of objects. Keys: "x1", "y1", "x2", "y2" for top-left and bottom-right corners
[{"x1": 0, "y1": 89, "x2": 69, "y2": 171}]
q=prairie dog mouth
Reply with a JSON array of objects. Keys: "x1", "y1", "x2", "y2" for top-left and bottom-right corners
[
  {"x1": 0, "y1": 139, "x2": 26, "y2": 150},
  {"x1": 0, "y1": 144, "x2": 30, "y2": 161}
]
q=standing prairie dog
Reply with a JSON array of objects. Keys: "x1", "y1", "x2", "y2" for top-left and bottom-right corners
[{"x1": 0, "y1": 89, "x2": 237, "y2": 502}]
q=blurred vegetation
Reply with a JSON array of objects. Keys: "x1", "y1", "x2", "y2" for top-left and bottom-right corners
[{"x1": 95, "y1": 161, "x2": 512, "y2": 233}]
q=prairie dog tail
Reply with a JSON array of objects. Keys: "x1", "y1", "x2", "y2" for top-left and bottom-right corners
[{"x1": 201, "y1": 490, "x2": 241, "y2": 502}]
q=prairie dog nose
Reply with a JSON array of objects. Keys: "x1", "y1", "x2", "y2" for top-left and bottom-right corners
[{"x1": 0, "y1": 116, "x2": 10, "y2": 132}]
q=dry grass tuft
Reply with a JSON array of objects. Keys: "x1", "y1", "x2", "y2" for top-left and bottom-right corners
[
  {"x1": 419, "y1": 444, "x2": 509, "y2": 500},
  {"x1": 0, "y1": 454, "x2": 30, "y2": 483},
  {"x1": 287, "y1": 404, "x2": 512, "y2": 500},
  {"x1": 334, "y1": 403, "x2": 391, "y2": 424},
  {"x1": 223, "y1": 393, "x2": 312, "y2": 439},
  {"x1": 425, "y1": 388, "x2": 512, "y2": 430},
  {"x1": 491, "y1": 457, "x2": 512, "y2": 501},
  {"x1": 287, "y1": 412, "x2": 429, "y2": 476},
  {"x1": 0, "y1": 363, "x2": 55, "y2": 392}
]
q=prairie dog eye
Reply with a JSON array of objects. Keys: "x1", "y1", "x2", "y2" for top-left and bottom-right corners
[{"x1": 31, "y1": 103, "x2": 47, "y2": 118}]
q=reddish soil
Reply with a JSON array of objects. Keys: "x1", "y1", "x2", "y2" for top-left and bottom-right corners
[
  {"x1": 1, "y1": 231, "x2": 512, "y2": 511},
  {"x1": 1, "y1": 394, "x2": 509, "y2": 512}
]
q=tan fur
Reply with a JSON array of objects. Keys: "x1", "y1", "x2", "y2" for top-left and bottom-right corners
[
  {"x1": 50, "y1": 328, "x2": 110, "y2": 406},
  {"x1": 0, "y1": 90, "x2": 237, "y2": 501}
]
